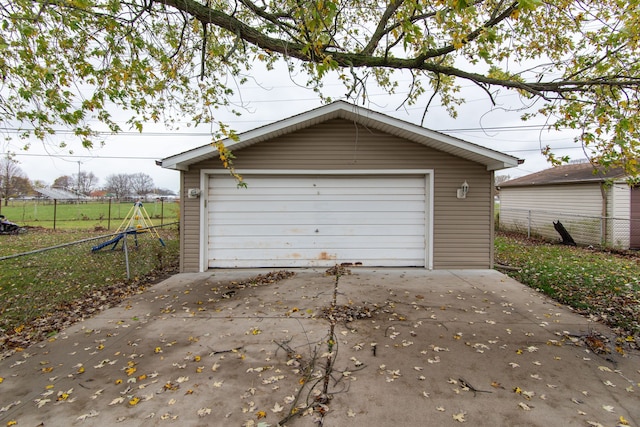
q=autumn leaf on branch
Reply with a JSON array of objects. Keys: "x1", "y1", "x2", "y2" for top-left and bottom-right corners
[{"x1": 2, "y1": 0, "x2": 640, "y2": 173}]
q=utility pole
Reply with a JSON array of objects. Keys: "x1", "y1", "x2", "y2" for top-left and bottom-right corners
[{"x1": 77, "y1": 161, "x2": 81, "y2": 204}]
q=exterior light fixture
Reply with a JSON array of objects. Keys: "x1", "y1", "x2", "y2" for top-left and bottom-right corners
[{"x1": 457, "y1": 181, "x2": 469, "y2": 199}]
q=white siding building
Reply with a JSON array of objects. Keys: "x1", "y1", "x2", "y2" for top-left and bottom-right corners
[{"x1": 498, "y1": 163, "x2": 637, "y2": 249}]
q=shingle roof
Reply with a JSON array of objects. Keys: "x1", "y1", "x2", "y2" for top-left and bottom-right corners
[{"x1": 498, "y1": 163, "x2": 627, "y2": 188}]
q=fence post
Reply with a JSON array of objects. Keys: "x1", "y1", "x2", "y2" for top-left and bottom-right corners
[
  {"x1": 53, "y1": 199, "x2": 57, "y2": 230},
  {"x1": 108, "y1": 198, "x2": 112, "y2": 230},
  {"x1": 160, "y1": 197, "x2": 164, "y2": 226},
  {"x1": 123, "y1": 232, "x2": 131, "y2": 279}
]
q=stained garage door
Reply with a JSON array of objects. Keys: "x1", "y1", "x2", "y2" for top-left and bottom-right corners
[{"x1": 206, "y1": 173, "x2": 429, "y2": 268}]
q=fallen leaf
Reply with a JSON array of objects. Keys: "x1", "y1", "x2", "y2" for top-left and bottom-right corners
[
  {"x1": 197, "y1": 408, "x2": 212, "y2": 417},
  {"x1": 35, "y1": 398, "x2": 51, "y2": 408},
  {"x1": 272, "y1": 402, "x2": 283, "y2": 413},
  {"x1": 347, "y1": 409, "x2": 356, "y2": 417},
  {"x1": 452, "y1": 412, "x2": 466, "y2": 422},
  {"x1": 77, "y1": 410, "x2": 99, "y2": 421},
  {"x1": 602, "y1": 405, "x2": 615, "y2": 413},
  {"x1": 109, "y1": 397, "x2": 125, "y2": 406},
  {"x1": 518, "y1": 402, "x2": 532, "y2": 411},
  {"x1": 436, "y1": 406, "x2": 445, "y2": 412},
  {"x1": 522, "y1": 390, "x2": 535, "y2": 400}
]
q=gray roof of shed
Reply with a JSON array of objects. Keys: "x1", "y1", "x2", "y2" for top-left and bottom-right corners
[
  {"x1": 160, "y1": 101, "x2": 522, "y2": 172},
  {"x1": 35, "y1": 187, "x2": 90, "y2": 200},
  {"x1": 498, "y1": 163, "x2": 627, "y2": 188}
]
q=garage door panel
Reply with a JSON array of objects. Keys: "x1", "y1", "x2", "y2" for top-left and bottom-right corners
[
  {"x1": 209, "y1": 248, "x2": 425, "y2": 268},
  {"x1": 210, "y1": 211, "x2": 426, "y2": 225},
  {"x1": 214, "y1": 186, "x2": 425, "y2": 196},
  {"x1": 212, "y1": 175, "x2": 424, "y2": 189},
  {"x1": 210, "y1": 235, "x2": 426, "y2": 249},
  {"x1": 210, "y1": 224, "x2": 425, "y2": 237},
  {"x1": 207, "y1": 174, "x2": 428, "y2": 268},
  {"x1": 210, "y1": 201, "x2": 425, "y2": 214}
]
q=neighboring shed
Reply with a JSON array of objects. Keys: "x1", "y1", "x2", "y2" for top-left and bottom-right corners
[
  {"x1": 497, "y1": 163, "x2": 636, "y2": 248},
  {"x1": 161, "y1": 101, "x2": 520, "y2": 271},
  {"x1": 34, "y1": 187, "x2": 90, "y2": 202}
]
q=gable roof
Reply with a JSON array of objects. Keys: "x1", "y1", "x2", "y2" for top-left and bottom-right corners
[
  {"x1": 160, "y1": 100, "x2": 522, "y2": 171},
  {"x1": 498, "y1": 163, "x2": 627, "y2": 188}
]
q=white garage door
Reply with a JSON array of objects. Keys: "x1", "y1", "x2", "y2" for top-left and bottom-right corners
[{"x1": 206, "y1": 174, "x2": 428, "y2": 268}]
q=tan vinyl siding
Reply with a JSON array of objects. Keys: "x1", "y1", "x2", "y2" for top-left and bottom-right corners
[
  {"x1": 180, "y1": 118, "x2": 493, "y2": 271},
  {"x1": 180, "y1": 171, "x2": 201, "y2": 272}
]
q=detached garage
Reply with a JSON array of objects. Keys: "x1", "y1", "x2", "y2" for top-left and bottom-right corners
[{"x1": 161, "y1": 101, "x2": 520, "y2": 271}]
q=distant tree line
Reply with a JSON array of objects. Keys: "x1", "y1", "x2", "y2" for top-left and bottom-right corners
[{"x1": 0, "y1": 156, "x2": 175, "y2": 204}]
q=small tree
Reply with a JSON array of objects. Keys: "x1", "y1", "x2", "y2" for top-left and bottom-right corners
[
  {"x1": 0, "y1": 157, "x2": 28, "y2": 206},
  {"x1": 104, "y1": 173, "x2": 132, "y2": 200},
  {"x1": 73, "y1": 171, "x2": 99, "y2": 195},
  {"x1": 52, "y1": 175, "x2": 73, "y2": 190},
  {"x1": 129, "y1": 173, "x2": 155, "y2": 198}
]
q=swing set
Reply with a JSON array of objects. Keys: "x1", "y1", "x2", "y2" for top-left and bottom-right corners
[{"x1": 91, "y1": 200, "x2": 165, "y2": 252}]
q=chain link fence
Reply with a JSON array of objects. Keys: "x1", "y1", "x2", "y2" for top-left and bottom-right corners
[
  {"x1": 0, "y1": 198, "x2": 179, "y2": 230},
  {"x1": 497, "y1": 207, "x2": 634, "y2": 249},
  {"x1": 0, "y1": 224, "x2": 179, "y2": 338}
]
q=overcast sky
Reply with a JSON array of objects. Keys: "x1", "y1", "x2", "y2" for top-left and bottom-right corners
[{"x1": 3, "y1": 61, "x2": 586, "y2": 193}]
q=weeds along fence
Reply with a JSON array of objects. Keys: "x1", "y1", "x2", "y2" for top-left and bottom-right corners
[
  {"x1": 0, "y1": 198, "x2": 179, "y2": 230},
  {"x1": 497, "y1": 207, "x2": 634, "y2": 249},
  {"x1": 0, "y1": 224, "x2": 179, "y2": 334}
]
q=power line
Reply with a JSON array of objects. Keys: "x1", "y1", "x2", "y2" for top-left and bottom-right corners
[
  {"x1": 1, "y1": 152, "x2": 160, "y2": 160},
  {"x1": 0, "y1": 122, "x2": 564, "y2": 137}
]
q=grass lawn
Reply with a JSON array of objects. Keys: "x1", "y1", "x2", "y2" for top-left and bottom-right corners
[
  {"x1": 0, "y1": 225, "x2": 179, "y2": 353},
  {"x1": 0, "y1": 199, "x2": 179, "y2": 229},
  {"x1": 495, "y1": 232, "x2": 640, "y2": 341}
]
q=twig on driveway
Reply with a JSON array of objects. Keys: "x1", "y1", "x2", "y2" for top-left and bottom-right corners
[{"x1": 458, "y1": 378, "x2": 493, "y2": 397}]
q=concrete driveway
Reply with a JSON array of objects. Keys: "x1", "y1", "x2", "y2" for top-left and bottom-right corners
[{"x1": 0, "y1": 268, "x2": 638, "y2": 426}]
